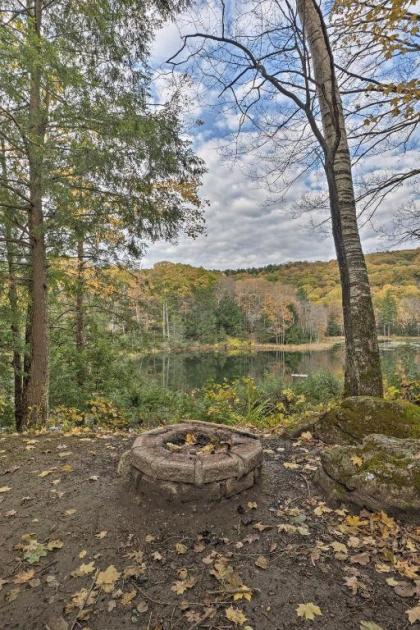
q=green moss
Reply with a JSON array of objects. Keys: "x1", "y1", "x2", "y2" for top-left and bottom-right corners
[{"x1": 320, "y1": 396, "x2": 420, "y2": 443}]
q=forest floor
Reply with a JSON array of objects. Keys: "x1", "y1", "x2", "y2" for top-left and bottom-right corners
[{"x1": 0, "y1": 429, "x2": 419, "y2": 630}]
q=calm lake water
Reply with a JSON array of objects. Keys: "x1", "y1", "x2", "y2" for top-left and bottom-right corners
[{"x1": 137, "y1": 341, "x2": 420, "y2": 391}]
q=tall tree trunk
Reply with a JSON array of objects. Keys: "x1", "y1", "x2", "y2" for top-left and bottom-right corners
[
  {"x1": 297, "y1": 0, "x2": 383, "y2": 397},
  {"x1": 23, "y1": 0, "x2": 49, "y2": 426},
  {"x1": 4, "y1": 219, "x2": 24, "y2": 430},
  {"x1": 0, "y1": 147, "x2": 24, "y2": 430},
  {"x1": 75, "y1": 237, "x2": 86, "y2": 388}
]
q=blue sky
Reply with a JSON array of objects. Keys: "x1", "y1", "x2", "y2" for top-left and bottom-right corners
[{"x1": 142, "y1": 15, "x2": 419, "y2": 270}]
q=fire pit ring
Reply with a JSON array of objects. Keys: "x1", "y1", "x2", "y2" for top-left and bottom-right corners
[{"x1": 120, "y1": 421, "x2": 263, "y2": 502}]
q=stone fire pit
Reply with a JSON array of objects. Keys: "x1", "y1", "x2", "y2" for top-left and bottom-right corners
[{"x1": 119, "y1": 421, "x2": 263, "y2": 502}]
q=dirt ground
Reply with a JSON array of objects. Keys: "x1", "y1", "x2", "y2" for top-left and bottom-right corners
[{"x1": 0, "y1": 429, "x2": 419, "y2": 630}]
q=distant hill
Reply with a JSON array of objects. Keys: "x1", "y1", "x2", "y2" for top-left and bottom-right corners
[{"x1": 221, "y1": 248, "x2": 420, "y2": 302}]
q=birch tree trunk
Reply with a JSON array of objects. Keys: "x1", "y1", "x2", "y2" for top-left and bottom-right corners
[
  {"x1": 22, "y1": 0, "x2": 49, "y2": 425},
  {"x1": 297, "y1": 0, "x2": 383, "y2": 397}
]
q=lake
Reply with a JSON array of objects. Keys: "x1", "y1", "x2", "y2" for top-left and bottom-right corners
[{"x1": 136, "y1": 341, "x2": 420, "y2": 391}]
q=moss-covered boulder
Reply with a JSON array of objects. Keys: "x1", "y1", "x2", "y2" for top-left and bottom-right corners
[
  {"x1": 316, "y1": 434, "x2": 420, "y2": 517},
  {"x1": 314, "y1": 396, "x2": 420, "y2": 444}
]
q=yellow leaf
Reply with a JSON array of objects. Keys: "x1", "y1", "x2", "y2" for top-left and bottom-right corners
[
  {"x1": 62, "y1": 464, "x2": 73, "y2": 473},
  {"x1": 96, "y1": 565, "x2": 120, "y2": 593},
  {"x1": 95, "y1": 530, "x2": 107, "y2": 539},
  {"x1": 185, "y1": 432, "x2": 197, "y2": 445},
  {"x1": 296, "y1": 602, "x2": 322, "y2": 621},
  {"x1": 71, "y1": 562, "x2": 95, "y2": 577},
  {"x1": 13, "y1": 570, "x2": 35, "y2": 584},
  {"x1": 0, "y1": 486, "x2": 11, "y2": 493},
  {"x1": 406, "y1": 605, "x2": 420, "y2": 625},
  {"x1": 283, "y1": 462, "x2": 299, "y2": 469},
  {"x1": 225, "y1": 606, "x2": 247, "y2": 626},
  {"x1": 46, "y1": 539, "x2": 63, "y2": 550},
  {"x1": 79, "y1": 550, "x2": 87, "y2": 559},
  {"x1": 175, "y1": 543, "x2": 187, "y2": 555},
  {"x1": 38, "y1": 470, "x2": 54, "y2": 478},
  {"x1": 121, "y1": 589, "x2": 137, "y2": 606},
  {"x1": 351, "y1": 455, "x2": 363, "y2": 467},
  {"x1": 255, "y1": 556, "x2": 269, "y2": 570}
]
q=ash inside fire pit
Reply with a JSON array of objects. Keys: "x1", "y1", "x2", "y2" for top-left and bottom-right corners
[{"x1": 119, "y1": 421, "x2": 263, "y2": 502}]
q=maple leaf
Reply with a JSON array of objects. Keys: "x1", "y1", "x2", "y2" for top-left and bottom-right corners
[
  {"x1": 145, "y1": 534, "x2": 155, "y2": 543},
  {"x1": 199, "y1": 443, "x2": 215, "y2": 454},
  {"x1": 247, "y1": 501, "x2": 257, "y2": 510},
  {"x1": 79, "y1": 550, "x2": 87, "y2": 559},
  {"x1": 95, "y1": 530, "x2": 107, "y2": 539},
  {"x1": 296, "y1": 602, "x2": 322, "y2": 621},
  {"x1": 123, "y1": 565, "x2": 145, "y2": 578},
  {"x1": 96, "y1": 565, "x2": 120, "y2": 593},
  {"x1": 283, "y1": 462, "x2": 299, "y2": 469},
  {"x1": 313, "y1": 502, "x2": 332, "y2": 517},
  {"x1": 13, "y1": 570, "x2": 35, "y2": 584},
  {"x1": 406, "y1": 605, "x2": 420, "y2": 625},
  {"x1": 171, "y1": 576, "x2": 197, "y2": 595},
  {"x1": 360, "y1": 622, "x2": 384, "y2": 630},
  {"x1": 65, "y1": 588, "x2": 97, "y2": 612},
  {"x1": 350, "y1": 455, "x2": 363, "y2": 467},
  {"x1": 152, "y1": 551, "x2": 163, "y2": 561},
  {"x1": 71, "y1": 562, "x2": 95, "y2": 577},
  {"x1": 225, "y1": 606, "x2": 247, "y2": 626},
  {"x1": 46, "y1": 539, "x2": 63, "y2": 550}
]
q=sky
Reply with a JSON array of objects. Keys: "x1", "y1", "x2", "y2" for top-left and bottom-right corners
[{"x1": 142, "y1": 16, "x2": 418, "y2": 271}]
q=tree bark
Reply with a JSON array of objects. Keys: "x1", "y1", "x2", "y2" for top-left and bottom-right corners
[
  {"x1": 0, "y1": 148, "x2": 24, "y2": 430},
  {"x1": 75, "y1": 237, "x2": 86, "y2": 387},
  {"x1": 22, "y1": 0, "x2": 49, "y2": 426},
  {"x1": 297, "y1": 0, "x2": 383, "y2": 397}
]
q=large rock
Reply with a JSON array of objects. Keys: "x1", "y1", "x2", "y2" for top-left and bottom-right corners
[
  {"x1": 314, "y1": 396, "x2": 420, "y2": 444},
  {"x1": 316, "y1": 434, "x2": 420, "y2": 517}
]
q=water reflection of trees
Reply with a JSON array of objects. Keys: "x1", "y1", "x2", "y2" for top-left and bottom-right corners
[{"x1": 136, "y1": 344, "x2": 418, "y2": 391}]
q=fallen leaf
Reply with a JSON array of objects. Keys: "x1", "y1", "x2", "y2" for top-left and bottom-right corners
[
  {"x1": 95, "y1": 530, "x2": 107, "y2": 539},
  {"x1": 283, "y1": 462, "x2": 299, "y2": 470},
  {"x1": 255, "y1": 556, "x2": 268, "y2": 570},
  {"x1": 351, "y1": 552, "x2": 370, "y2": 566},
  {"x1": 145, "y1": 534, "x2": 155, "y2": 543},
  {"x1": 185, "y1": 432, "x2": 197, "y2": 445},
  {"x1": 121, "y1": 589, "x2": 137, "y2": 606},
  {"x1": 406, "y1": 605, "x2": 420, "y2": 625},
  {"x1": 0, "y1": 486, "x2": 11, "y2": 493},
  {"x1": 152, "y1": 551, "x2": 163, "y2": 561},
  {"x1": 171, "y1": 576, "x2": 197, "y2": 595},
  {"x1": 79, "y1": 550, "x2": 87, "y2": 559},
  {"x1": 296, "y1": 602, "x2": 322, "y2": 621},
  {"x1": 360, "y1": 623, "x2": 384, "y2": 630},
  {"x1": 225, "y1": 606, "x2": 247, "y2": 626},
  {"x1": 64, "y1": 509, "x2": 76, "y2": 516},
  {"x1": 394, "y1": 582, "x2": 416, "y2": 598},
  {"x1": 46, "y1": 539, "x2": 63, "y2": 551},
  {"x1": 350, "y1": 455, "x2": 363, "y2": 467},
  {"x1": 5, "y1": 588, "x2": 20, "y2": 602},
  {"x1": 71, "y1": 562, "x2": 95, "y2": 577},
  {"x1": 253, "y1": 522, "x2": 272, "y2": 532},
  {"x1": 175, "y1": 543, "x2": 187, "y2": 555},
  {"x1": 137, "y1": 600, "x2": 149, "y2": 613},
  {"x1": 247, "y1": 502, "x2": 257, "y2": 510},
  {"x1": 13, "y1": 569, "x2": 35, "y2": 584},
  {"x1": 96, "y1": 565, "x2": 120, "y2": 593},
  {"x1": 343, "y1": 576, "x2": 359, "y2": 595},
  {"x1": 38, "y1": 470, "x2": 54, "y2": 478}
]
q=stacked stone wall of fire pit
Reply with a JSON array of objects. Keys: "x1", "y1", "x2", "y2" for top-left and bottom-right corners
[{"x1": 124, "y1": 421, "x2": 263, "y2": 502}]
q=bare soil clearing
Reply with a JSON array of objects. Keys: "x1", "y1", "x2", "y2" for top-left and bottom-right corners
[{"x1": 0, "y1": 430, "x2": 418, "y2": 630}]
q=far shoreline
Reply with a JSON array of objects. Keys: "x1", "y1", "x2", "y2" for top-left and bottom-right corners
[{"x1": 138, "y1": 336, "x2": 419, "y2": 356}]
